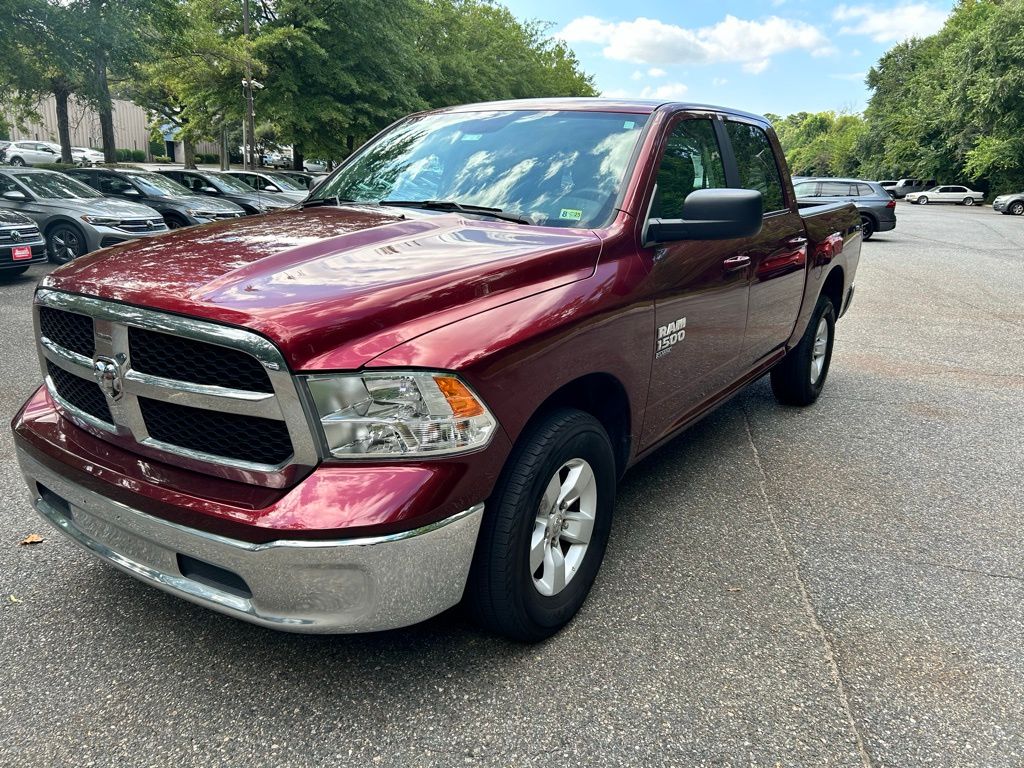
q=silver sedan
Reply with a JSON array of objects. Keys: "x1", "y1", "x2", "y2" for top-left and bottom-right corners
[{"x1": 0, "y1": 168, "x2": 168, "y2": 263}]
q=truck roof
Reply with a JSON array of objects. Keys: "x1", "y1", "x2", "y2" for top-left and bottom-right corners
[{"x1": 430, "y1": 97, "x2": 768, "y2": 123}]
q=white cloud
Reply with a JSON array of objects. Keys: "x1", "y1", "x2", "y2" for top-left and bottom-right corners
[
  {"x1": 640, "y1": 82, "x2": 689, "y2": 99},
  {"x1": 558, "y1": 14, "x2": 834, "y2": 69},
  {"x1": 600, "y1": 82, "x2": 689, "y2": 100},
  {"x1": 630, "y1": 70, "x2": 644, "y2": 80},
  {"x1": 712, "y1": 77, "x2": 729, "y2": 86},
  {"x1": 743, "y1": 59, "x2": 770, "y2": 74},
  {"x1": 647, "y1": 67, "x2": 667, "y2": 77},
  {"x1": 834, "y1": 3, "x2": 949, "y2": 42},
  {"x1": 830, "y1": 71, "x2": 867, "y2": 81}
]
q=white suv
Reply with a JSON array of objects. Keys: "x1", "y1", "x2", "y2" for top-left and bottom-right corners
[{"x1": 4, "y1": 141, "x2": 63, "y2": 166}]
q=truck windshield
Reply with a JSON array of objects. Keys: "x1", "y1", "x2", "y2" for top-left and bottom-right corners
[{"x1": 312, "y1": 110, "x2": 649, "y2": 228}]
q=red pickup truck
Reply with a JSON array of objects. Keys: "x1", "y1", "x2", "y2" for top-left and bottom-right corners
[{"x1": 13, "y1": 99, "x2": 860, "y2": 641}]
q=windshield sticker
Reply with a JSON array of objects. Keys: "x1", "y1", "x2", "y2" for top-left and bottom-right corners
[
  {"x1": 559, "y1": 208, "x2": 583, "y2": 221},
  {"x1": 461, "y1": 134, "x2": 483, "y2": 141},
  {"x1": 623, "y1": 121, "x2": 636, "y2": 129}
]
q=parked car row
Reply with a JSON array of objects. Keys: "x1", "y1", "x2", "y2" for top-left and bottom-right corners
[{"x1": 0, "y1": 163, "x2": 310, "y2": 273}]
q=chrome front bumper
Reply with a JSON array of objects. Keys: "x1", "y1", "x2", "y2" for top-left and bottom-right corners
[{"x1": 17, "y1": 447, "x2": 484, "y2": 633}]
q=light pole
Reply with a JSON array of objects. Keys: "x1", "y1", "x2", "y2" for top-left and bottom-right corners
[{"x1": 242, "y1": 0, "x2": 256, "y2": 170}]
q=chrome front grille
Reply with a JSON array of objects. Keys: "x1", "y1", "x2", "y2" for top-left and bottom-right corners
[
  {"x1": 0, "y1": 226, "x2": 41, "y2": 243},
  {"x1": 34, "y1": 289, "x2": 318, "y2": 487},
  {"x1": 118, "y1": 218, "x2": 167, "y2": 233}
]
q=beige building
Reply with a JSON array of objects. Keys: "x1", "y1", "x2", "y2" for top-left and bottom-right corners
[{"x1": 5, "y1": 94, "x2": 219, "y2": 159}]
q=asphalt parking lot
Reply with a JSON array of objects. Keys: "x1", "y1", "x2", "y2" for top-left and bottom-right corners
[{"x1": 1, "y1": 202, "x2": 1022, "y2": 767}]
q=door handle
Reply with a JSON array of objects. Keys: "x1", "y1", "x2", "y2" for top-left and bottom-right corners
[
  {"x1": 785, "y1": 236, "x2": 808, "y2": 247},
  {"x1": 723, "y1": 254, "x2": 751, "y2": 271}
]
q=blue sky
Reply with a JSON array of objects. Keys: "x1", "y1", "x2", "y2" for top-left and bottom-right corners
[{"x1": 503, "y1": 0, "x2": 956, "y2": 115}]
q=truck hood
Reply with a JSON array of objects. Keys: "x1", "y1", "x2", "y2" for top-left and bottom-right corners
[{"x1": 42, "y1": 206, "x2": 602, "y2": 370}]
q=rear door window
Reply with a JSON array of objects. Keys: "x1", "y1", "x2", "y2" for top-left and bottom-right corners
[
  {"x1": 819, "y1": 181, "x2": 856, "y2": 197},
  {"x1": 725, "y1": 122, "x2": 786, "y2": 213}
]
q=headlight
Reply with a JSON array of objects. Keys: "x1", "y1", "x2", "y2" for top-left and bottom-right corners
[
  {"x1": 185, "y1": 209, "x2": 210, "y2": 218},
  {"x1": 80, "y1": 215, "x2": 119, "y2": 226},
  {"x1": 305, "y1": 371, "x2": 497, "y2": 457}
]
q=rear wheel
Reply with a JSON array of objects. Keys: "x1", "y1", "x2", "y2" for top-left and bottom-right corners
[
  {"x1": 917, "y1": 196, "x2": 929, "y2": 205},
  {"x1": 466, "y1": 408, "x2": 616, "y2": 642},
  {"x1": 10, "y1": 156, "x2": 25, "y2": 167},
  {"x1": 962, "y1": 197, "x2": 975, "y2": 206},
  {"x1": 860, "y1": 215, "x2": 875, "y2": 241},
  {"x1": 771, "y1": 295, "x2": 836, "y2": 407},
  {"x1": 47, "y1": 223, "x2": 87, "y2": 264},
  {"x1": 1009, "y1": 201, "x2": 1024, "y2": 216}
]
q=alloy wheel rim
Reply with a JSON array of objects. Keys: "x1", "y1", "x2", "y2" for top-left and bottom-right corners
[
  {"x1": 1011, "y1": 203, "x2": 1024, "y2": 215},
  {"x1": 52, "y1": 229, "x2": 79, "y2": 261},
  {"x1": 531, "y1": 458, "x2": 597, "y2": 597},
  {"x1": 810, "y1": 317, "x2": 829, "y2": 385}
]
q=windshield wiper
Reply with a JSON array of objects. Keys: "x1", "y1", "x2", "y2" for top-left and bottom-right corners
[
  {"x1": 380, "y1": 199, "x2": 533, "y2": 225},
  {"x1": 300, "y1": 195, "x2": 356, "y2": 209}
]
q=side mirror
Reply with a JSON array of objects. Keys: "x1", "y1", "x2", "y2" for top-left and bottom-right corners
[
  {"x1": 646, "y1": 189, "x2": 763, "y2": 243},
  {"x1": 201, "y1": 186, "x2": 219, "y2": 194},
  {"x1": 122, "y1": 187, "x2": 141, "y2": 196},
  {"x1": 2, "y1": 190, "x2": 27, "y2": 202},
  {"x1": 264, "y1": 184, "x2": 280, "y2": 192}
]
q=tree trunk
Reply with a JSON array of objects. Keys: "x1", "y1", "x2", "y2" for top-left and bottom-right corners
[
  {"x1": 94, "y1": 53, "x2": 116, "y2": 163},
  {"x1": 346, "y1": 135, "x2": 355, "y2": 158},
  {"x1": 52, "y1": 79, "x2": 74, "y2": 164},
  {"x1": 292, "y1": 145, "x2": 304, "y2": 171},
  {"x1": 221, "y1": 126, "x2": 229, "y2": 170},
  {"x1": 183, "y1": 137, "x2": 196, "y2": 169}
]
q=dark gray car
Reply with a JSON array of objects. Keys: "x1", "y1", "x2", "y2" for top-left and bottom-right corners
[
  {"x1": 156, "y1": 169, "x2": 291, "y2": 215},
  {"x1": 68, "y1": 168, "x2": 245, "y2": 229},
  {"x1": 222, "y1": 170, "x2": 308, "y2": 204},
  {"x1": 0, "y1": 168, "x2": 167, "y2": 263},
  {"x1": 794, "y1": 178, "x2": 897, "y2": 240}
]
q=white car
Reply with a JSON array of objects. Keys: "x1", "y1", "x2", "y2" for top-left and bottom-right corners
[
  {"x1": 905, "y1": 185, "x2": 985, "y2": 206},
  {"x1": 4, "y1": 141, "x2": 62, "y2": 166},
  {"x1": 71, "y1": 147, "x2": 105, "y2": 166}
]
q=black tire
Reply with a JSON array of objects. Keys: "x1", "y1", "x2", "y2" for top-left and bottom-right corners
[
  {"x1": 962, "y1": 197, "x2": 975, "y2": 206},
  {"x1": 46, "y1": 222, "x2": 88, "y2": 264},
  {"x1": 165, "y1": 215, "x2": 187, "y2": 230},
  {"x1": 770, "y1": 295, "x2": 837, "y2": 407},
  {"x1": 466, "y1": 408, "x2": 616, "y2": 642},
  {"x1": 860, "y1": 215, "x2": 875, "y2": 241},
  {"x1": 917, "y1": 196, "x2": 929, "y2": 205},
  {"x1": 9, "y1": 157, "x2": 25, "y2": 167},
  {"x1": 0, "y1": 266, "x2": 30, "y2": 279},
  {"x1": 1010, "y1": 201, "x2": 1024, "y2": 216}
]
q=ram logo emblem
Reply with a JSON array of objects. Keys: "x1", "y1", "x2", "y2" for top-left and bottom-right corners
[{"x1": 656, "y1": 317, "x2": 686, "y2": 358}]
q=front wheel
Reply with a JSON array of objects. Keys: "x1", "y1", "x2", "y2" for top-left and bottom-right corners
[
  {"x1": 466, "y1": 408, "x2": 616, "y2": 642},
  {"x1": 770, "y1": 295, "x2": 836, "y2": 407},
  {"x1": 0, "y1": 265, "x2": 30, "y2": 279},
  {"x1": 47, "y1": 223, "x2": 87, "y2": 264},
  {"x1": 1009, "y1": 201, "x2": 1024, "y2": 216},
  {"x1": 962, "y1": 197, "x2": 975, "y2": 206},
  {"x1": 917, "y1": 196, "x2": 929, "y2": 205}
]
